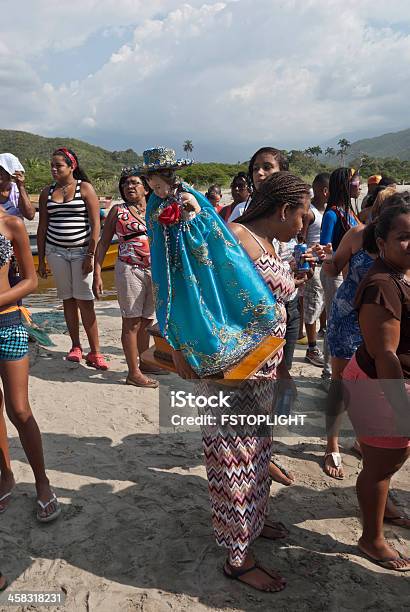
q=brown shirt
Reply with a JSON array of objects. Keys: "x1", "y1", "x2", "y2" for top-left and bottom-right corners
[{"x1": 355, "y1": 257, "x2": 410, "y2": 378}]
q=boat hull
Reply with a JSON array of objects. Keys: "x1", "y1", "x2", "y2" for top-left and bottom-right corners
[{"x1": 30, "y1": 237, "x2": 118, "y2": 272}]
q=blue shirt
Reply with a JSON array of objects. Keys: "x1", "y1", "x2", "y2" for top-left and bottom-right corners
[{"x1": 320, "y1": 208, "x2": 358, "y2": 251}]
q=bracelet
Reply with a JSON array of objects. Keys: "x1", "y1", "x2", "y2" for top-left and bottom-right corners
[{"x1": 86, "y1": 252, "x2": 95, "y2": 258}]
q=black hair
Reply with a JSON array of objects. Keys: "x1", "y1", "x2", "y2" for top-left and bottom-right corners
[
  {"x1": 118, "y1": 173, "x2": 150, "y2": 202},
  {"x1": 248, "y1": 147, "x2": 289, "y2": 190},
  {"x1": 363, "y1": 193, "x2": 410, "y2": 254},
  {"x1": 379, "y1": 175, "x2": 397, "y2": 187},
  {"x1": 205, "y1": 184, "x2": 222, "y2": 199},
  {"x1": 236, "y1": 171, "x2": 310, "y2": 224},
  {"x1": 325, "y1": 167, "x2": 356, "y2": 225},
  {"x1": 312, "y1": 172, "x2": 330, "y2": 189},
  {"x1": 52, "y1": 148, "x2": 90, "y2": 183},
  {"x1": 231, "y1": 171, "x2": 252, "y2": 192}
]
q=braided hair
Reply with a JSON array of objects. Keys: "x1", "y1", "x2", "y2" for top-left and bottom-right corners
[
  {"x1": 325, "y1": 167, "x2": 354, "y2": 221},
  {"x1": 236, "y1": 171, "x2": 310, "y2": 224},
  {"x1": 231, "y1": 171, "x2": 252, "y2": 192},
  {"x1": 248, "y1": 147, "x2": 289, "y2": 190}
]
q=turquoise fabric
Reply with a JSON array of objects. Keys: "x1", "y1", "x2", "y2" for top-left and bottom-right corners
[{"x1": 146, "y1": 184, "x2": 279, "y2": 376}]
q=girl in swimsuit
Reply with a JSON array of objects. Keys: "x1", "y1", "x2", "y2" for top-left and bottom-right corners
[{"x1": 0, "y1": 209, "x2": 60, "y2": 522}]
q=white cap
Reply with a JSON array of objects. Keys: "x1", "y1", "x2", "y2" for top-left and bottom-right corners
[{"x1": 0, "y1": 153, "x2": 25, "y2": 176}]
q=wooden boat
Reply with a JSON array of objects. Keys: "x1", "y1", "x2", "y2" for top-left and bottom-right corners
[
  {"x1": 141, "y1": 324, "x2": 285, "y2": 381},
  {"x1": 30, "y1": 235, "x2": 119, "y2": 271}
]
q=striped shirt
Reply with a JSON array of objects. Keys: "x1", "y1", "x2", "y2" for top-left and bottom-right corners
[{"x1": 46, "y1": 181, "x2": 90, "y2": 248}]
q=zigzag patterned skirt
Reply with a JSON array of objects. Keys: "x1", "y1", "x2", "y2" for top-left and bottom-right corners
[{"x1": 202, "y1": 377, "x2": 276, "y2": 566}]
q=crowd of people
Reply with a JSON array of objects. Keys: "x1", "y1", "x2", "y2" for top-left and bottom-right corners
[{"x1": 0, "y1": 145, "x2": 408, "y2": 593}]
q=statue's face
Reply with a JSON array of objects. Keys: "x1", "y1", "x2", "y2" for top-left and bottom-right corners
[{"x1": 147, "y1": 174, "x2": 172, "y2": 199}]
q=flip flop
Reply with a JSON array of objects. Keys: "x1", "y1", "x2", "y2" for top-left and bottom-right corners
[
  {"x1": 323, "y1": 452, "x2": 344, "y2": 480},
  {"x1": 223, "y1": 560, "x2": 286, "y2": 592},
  {"x1": 0, "y1": 573, "x2": 7, "y2": 591},
  {"x1": 0, "y1": 491, "x2": 12, "y2": 514},
  {"x1": 360, "y1": 548, "x2": 410, "y2": 572},
  {"x1": 125, "y1": 376, "x2": 159, "y2": 389},
  {"x1": 36, "y1": 493, "x2": 61, "y2": 523}
]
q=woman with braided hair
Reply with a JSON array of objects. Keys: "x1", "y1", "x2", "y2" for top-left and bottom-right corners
[
  {"x1": 145, "y1": 144, "x2": 311, "y2": 591},
  {"x1": 211, "y1": 170, "x2": 311, "y2": 591},
  {"x1": 320, "y1": 167, "x2": 360, "y2": 477}
]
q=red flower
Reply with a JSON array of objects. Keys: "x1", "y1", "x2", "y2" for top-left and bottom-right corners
[{"x1": 158, "y1": 202, "x2": 181, "y2": 226}]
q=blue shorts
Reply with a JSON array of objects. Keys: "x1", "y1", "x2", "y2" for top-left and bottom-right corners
[
  {"x1": 0, "y1": 310, "x2": 29, "y2": 361},
  {"x1": 0, "y1": 325, "x2": 29, "y2": 361}
]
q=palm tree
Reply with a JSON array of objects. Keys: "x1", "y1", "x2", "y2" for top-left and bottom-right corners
[
  {"x1": 337, "y1": 138, "x2": 351, "y2": 166},
  {"x1": 183, "y1": 140, "x2": 193, "y2": 154},
  {"x1": 325, "y1": 147, "x2": 335, "y2": 158},
  {"x1": 305, "y1": 145, "x2": 323, "y2": 157}
]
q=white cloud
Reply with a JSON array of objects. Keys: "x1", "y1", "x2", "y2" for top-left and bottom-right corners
[{"x1": 2, "y1": 0, "x2": 410, "y2": 160}]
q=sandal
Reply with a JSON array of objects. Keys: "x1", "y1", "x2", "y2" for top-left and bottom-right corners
[
  {"x1": 323, "y1": 452, "x2": 344, "y2": 480},
  {"x1": 0, "y1": 491, "x2": 12, "y2": 515},
  {"x1": 36, "y1": 493, "x2": 61, "y2": 523},
  {"x1": 126, "y1": 376, "x2": 159, "y2": 389},
  {"x1": 85, "y1": 352, "x2": 109, "y2": 370},
  {"x1": 0, "y1": 572, "x2": 7, "y2": 591},
  {"x1": 359, "y1": 548, "x2": 410, "y2": 572},
  {"x1": 66, "y1": 346, "x2": 83, "y2": 362},
  {"x1": 223, "y1": 559, "x2": 286, "y2": 592}
]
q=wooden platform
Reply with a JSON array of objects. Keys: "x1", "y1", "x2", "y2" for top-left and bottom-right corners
[{"x1": 141, "y1": 328, "x2": 285, "y2": 381}]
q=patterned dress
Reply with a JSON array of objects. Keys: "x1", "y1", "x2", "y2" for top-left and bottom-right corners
[
  {"x1": 327, "y1": 249, "x2": 374, "y2": 359},
  {"x1": 203, "y1": 227, "x2": 295, "y2": 566}
]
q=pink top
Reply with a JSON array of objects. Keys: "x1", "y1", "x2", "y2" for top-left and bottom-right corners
[{"x1": 115, "y1": 204, "x2": 150, "y2": 268}]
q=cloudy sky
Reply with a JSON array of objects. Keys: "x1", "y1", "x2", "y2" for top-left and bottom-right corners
[{"x1": 2, "y1": 0, "x2": 410, "y2": 161}]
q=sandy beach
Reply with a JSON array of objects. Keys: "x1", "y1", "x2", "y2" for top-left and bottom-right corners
[{"x1": 0, "y1": 300, "x2": 408, "y2": 611}]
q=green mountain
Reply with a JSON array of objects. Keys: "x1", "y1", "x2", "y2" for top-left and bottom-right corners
[
  {"x1": 347, "y1": 128, "x2": 410, "y2": 161},
  {"x1": 0, "y1": 129, "x2": 142, "y2": 177}
]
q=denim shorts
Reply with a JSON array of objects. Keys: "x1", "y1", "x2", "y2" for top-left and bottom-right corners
[{"x1": 46, "y1": 243, "x2": 94, "y2": 301}]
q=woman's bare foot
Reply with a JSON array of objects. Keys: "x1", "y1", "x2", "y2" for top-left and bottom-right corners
[
  {"x1": 223, "y1": 554, "x2": 286, "y2": 592},
  {"x1": 0, "y1": 475, "x2": 15, "y2": 513},
  {"x1": 269, "y1": 459, "x2": 295, "y2": 486},
  {"x1": 358, "y1": 537, "x2": 410, "y2": 570}
]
